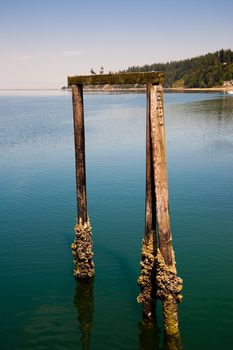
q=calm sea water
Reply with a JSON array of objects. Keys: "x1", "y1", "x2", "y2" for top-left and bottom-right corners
[{"x1": 0, "y1": 90, "x2": 233, "y2": 350}]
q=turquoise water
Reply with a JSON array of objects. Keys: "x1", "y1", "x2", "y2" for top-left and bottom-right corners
[{"x1": 0, "y1": 90, "x2": 233, "y2": 350}]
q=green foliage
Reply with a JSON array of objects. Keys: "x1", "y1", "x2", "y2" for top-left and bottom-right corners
[{"x1": 120, "y1": 49, "x2": 233, "y2": 88}]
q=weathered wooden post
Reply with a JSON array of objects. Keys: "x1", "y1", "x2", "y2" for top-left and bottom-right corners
[
  {"x1": 137, "y1": 84, "x2": 157, "y2": 323},
  {"x1": 67, "y1": 72, "x2": 182, "y2": 335},
  {"x1": 149, "y1": 84, "x2": 182, "y2": 336},
  {"x1": 71, "y1": 84, "x2": 94, "y2": 279}
]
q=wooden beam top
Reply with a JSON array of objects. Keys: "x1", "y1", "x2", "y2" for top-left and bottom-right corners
[{"x1": 68, "y1": 72, "x2": 165, "y2": 86}]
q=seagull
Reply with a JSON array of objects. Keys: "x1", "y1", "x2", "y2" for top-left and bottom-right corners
[
  {"x1": 100, "y1": 66, "x2": 104, "y2": 75},
  {"x1": 90, "y1": 68, "x2": 96, "y2": 75}
]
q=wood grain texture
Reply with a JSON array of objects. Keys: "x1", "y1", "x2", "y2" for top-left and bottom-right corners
[
  {"x1": 149, "y1": 84, "x2": 173, "y2": 267},
  {"x1": 145, "y1": 84, "x2": 157, "y2": 244},
  {"x1": 72, "y1": 85, "x2": 87, "y2": 223},
  {"x1": 149, "y1": 84, "x2": 180, "y2": 336}
]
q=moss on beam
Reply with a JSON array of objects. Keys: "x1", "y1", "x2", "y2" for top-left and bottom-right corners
[{"x1": 68, "y1": 72, "x2": 165, "y2": 86}]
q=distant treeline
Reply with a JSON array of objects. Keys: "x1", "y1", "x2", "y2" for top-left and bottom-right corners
[{"x1": 120, "y1": 49, "x2": 233, "y2": 88}]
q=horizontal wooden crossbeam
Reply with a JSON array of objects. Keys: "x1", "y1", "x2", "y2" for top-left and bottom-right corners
[{"x1": 68, "y1": 72, "x2": 165, "y2": 86}]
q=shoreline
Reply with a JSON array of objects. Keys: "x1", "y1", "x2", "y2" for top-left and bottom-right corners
[
  {"x1": 0, "y1": 86, "x2": 232, "y2": 93},
  {"x1": 165, "y1": 86, "x2": 233, "y2": 92},
  {"x1": 83, "y1": 86, "x2": 233, "y2": 93}
]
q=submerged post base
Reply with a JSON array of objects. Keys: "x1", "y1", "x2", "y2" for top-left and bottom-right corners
[
  {"x1": 164, "y1": 332, "x2": 183, "y2": 350},
  {"x1": 74, "y1": 278, "x2": 94, "y2": 350},
  {"x1": 71, "y1": 219, "x2": 95, "y2": 279},
  {"x1": 156, "y1": 248, "x2": 183, "y2": 336},
  {"x1": 137, "y1": 234, "x2": 156, "y2": 321},
  {"x1": 163, "y1": 296, "x2": 179, "y2": 337}
]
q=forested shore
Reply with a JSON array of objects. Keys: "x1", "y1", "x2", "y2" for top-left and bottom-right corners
[{"x1": 120, "y1": 49, "x2": 233, "y2": 88}]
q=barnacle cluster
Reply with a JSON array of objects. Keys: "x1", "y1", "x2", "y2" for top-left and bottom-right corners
[
  {"x1": 71, "y1": 218, "x2": 95, "y2": 279},
  {"x1": 156, "y1": 249, "x2": 182, "y2": 303},
  {"x1": 137, "y1": 235, "x2": 156, "y2": 304}
]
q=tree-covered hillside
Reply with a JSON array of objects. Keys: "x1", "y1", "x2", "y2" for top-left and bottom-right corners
[{"x1": 120, "y1": 49, "x2": 233, "y2": 88}]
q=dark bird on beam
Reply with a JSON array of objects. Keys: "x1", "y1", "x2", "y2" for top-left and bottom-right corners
[
  {"x1": 90, "y1": 68, "x2": 96, "y2": 75},
  {"x1": 100, "y1": 66, "x2": 104, "y2": 75}
]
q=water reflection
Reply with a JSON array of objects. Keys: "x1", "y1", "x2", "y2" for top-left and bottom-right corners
[
  {"x1": 73, "y1": 279, "x2": 94, "y2": 350},
  {"x1": 183, "y1": 95, "x2": 233, "y2": 119},
  {"x1": 139, "y1": 320, "x2": 183, "y2": 350},
  {"x1": 139, "y1": 320, "x2": 160, "y2": 350},
  {"x1": 163, "y1": 334, "x2": 183, "y2": 350}
]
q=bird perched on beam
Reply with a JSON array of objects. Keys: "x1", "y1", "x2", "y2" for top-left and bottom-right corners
[
  {"x1": 100, "y1": 66, "x2": 104, "y2": 75},
  {"x1": 90, "y1": 68, "x2": 96, "y2": 75}
]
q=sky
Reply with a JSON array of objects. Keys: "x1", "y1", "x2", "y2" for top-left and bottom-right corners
[{"x1": 0, "y1": 0, "x2": 232, "y2": 89}]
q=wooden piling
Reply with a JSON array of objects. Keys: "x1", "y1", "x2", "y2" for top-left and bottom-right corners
[
  {"x1": 145, "y1": 84, "x2": 157, "y2": 252},
  {"x1": 72, "y1": 84, "x2": 87, "y2": 223},
  {"x1": 71, "y1": 85, "x2": 94, "y2": 279},
  {"x1": 149, "y1": 84, "x2": 182, "y2": 336},
  {"x1": 67, "y1": 73, "x2": 182, "y2": 336},
  {"x1": 137, "y1": 85, "x2": 157, "y2": 322}
]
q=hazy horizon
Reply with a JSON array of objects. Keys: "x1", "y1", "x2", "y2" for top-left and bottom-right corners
[{"x1": 1, "y1": 0, "x2": 232, "y2": 89}]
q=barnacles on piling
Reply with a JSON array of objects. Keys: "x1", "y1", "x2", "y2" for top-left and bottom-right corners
[
  {"x1": 71, "y1": 218, "x2": 95, "y2": 279},
  {"x1": 137, "y1": 234, "x2": 156, "y2": 304},
  {"x1": 156, "y1": 249, "x2": 183, "y2": 303}
]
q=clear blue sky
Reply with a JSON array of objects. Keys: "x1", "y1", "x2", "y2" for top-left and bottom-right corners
[{"x1": 0, "y1": 0, "x2": 232, "y2": 88}]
